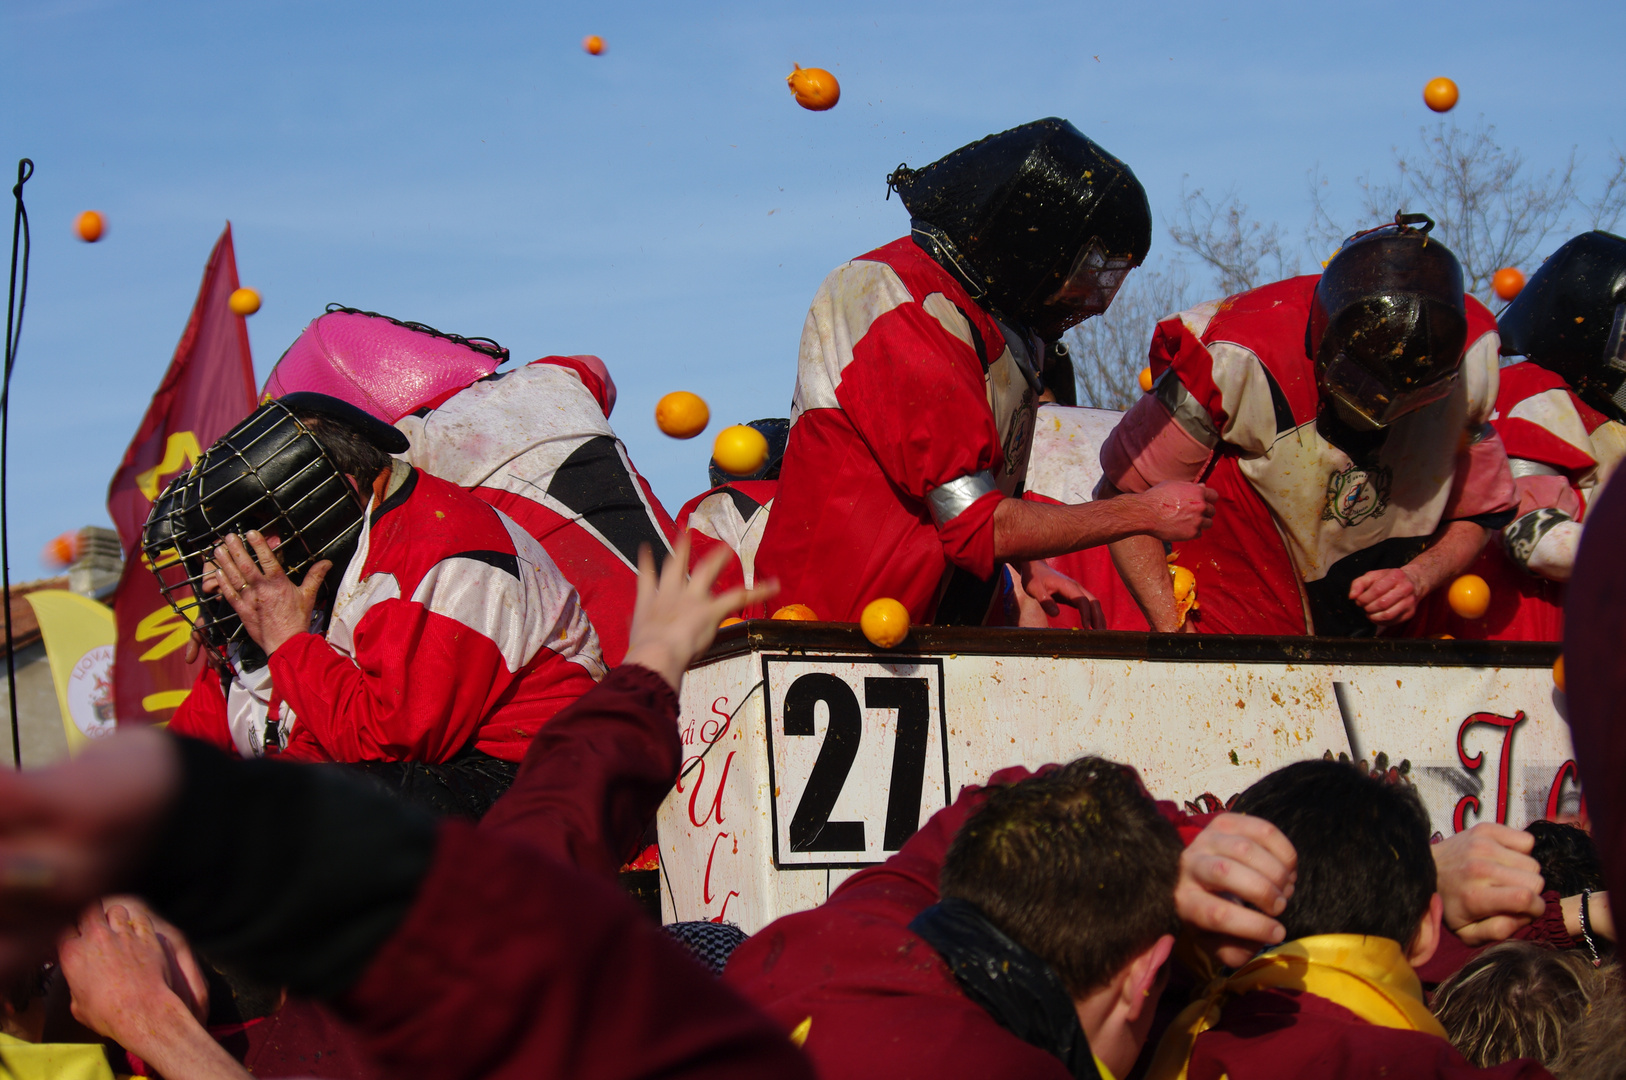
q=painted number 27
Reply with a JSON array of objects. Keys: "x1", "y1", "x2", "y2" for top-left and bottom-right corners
[{"x1": 783, "y1": 673, "x2": 931, "y2": 854}]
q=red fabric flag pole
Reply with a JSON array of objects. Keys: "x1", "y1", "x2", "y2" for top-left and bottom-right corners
[{"x1": 107, "y1": 224, "x2": 256, "y2": 724}]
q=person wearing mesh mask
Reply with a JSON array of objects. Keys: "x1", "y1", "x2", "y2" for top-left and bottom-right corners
[{"x1": 150, "y1": 392, "x2": 605, "y2": 816}]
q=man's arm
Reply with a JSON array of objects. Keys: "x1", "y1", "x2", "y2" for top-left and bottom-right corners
[
  {"x1": 1096, "y1": 478, "x2": 1188, "y2": 633},
  {"x1": 989, "y1": 481, "x2": 1216, "y2": 563},
  {"x1": 1348, "y1": 519, "x2": 1492, "y2": 627}
]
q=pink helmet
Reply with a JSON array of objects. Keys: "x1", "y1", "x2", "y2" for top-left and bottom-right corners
[{"x1": 262, "y1": 306, "x2": 507, "y2": 423}]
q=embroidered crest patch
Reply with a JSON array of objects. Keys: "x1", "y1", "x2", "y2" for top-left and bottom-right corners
[{"x1": 1321, "y1": 464, "x2": 1393, "y2": 527}]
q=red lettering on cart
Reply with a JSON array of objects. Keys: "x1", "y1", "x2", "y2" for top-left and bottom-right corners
[
  {"x1": 1453, "y1": 710, "x2": 1527, "y2": 833},
  {"x1": 710, "y1": 891, "x2": 741, "y2": 924},
  {"x1": 701, "y1": 696, "x2": 732, "y2": 744},
  {"x1": 680, "y1": 750, "x2": 737, "y2": 828},
  {"x1": 704, "y1": 831, "x2": 731, "y2": 904},
  {"x1": 1544, "y1": 760, "x2": 1581, "y2": 822}
]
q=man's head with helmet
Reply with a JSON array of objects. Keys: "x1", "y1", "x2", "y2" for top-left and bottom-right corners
[
  {"x1": 887, "y1": 117, "x2": 1153, "y2": 344},
  {"x1": 143, "y1": 392, "x2": 409, "y2": 663},
  {"x1": 1497, "y1": 230, "x2": 1626, "y2": 421},
  {"x1": 1309, "y1": 213, "x2": 1470, "y2": 436}
]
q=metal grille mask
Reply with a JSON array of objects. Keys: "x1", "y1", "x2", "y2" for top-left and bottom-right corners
[{"x1": 141, "y1": 400, "x2": 367, "y2": 651}]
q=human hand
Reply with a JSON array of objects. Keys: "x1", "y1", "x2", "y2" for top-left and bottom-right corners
[
  {"x1": 623, "y1": 534, "x2": 780, "y2": 694},
  {"x1": 1136, "y1": 482, "x2": 1217, "y2": 542},
  {"x1": 0, "y1": 727, "x2": 179, "y2": 979},
  {"x1": 60, "y1": 901, "x2": 188, "y2": 1038},
  {"x1": 1433, "y1": 822, "x2": 1546, "y2": 944},
  {"x1": 1015, "y1": 559, "x2": 1105, "y2": 629},
  {"x1": 208, "y1": 531, "x2": 330, "y2": 654},
  {"x1": 1349, "y1": 565, "x2": 1425, "y2": 626},
  {"x1": 1177, "y1": 813, "x2": 1298, "y2": 968}
]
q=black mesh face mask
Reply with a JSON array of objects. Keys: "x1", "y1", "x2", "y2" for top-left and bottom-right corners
[{"x1": 141, "y1": 400, "x2": 368, "y2": 653}]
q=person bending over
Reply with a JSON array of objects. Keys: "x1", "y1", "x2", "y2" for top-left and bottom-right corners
[
  {"x1": 1149, "y1": 759, "x2": 1550, "y2": 1079},
  {"x1": 725, "y1": 758, "x2": 1298, "y2": 1080},
  {"x1": 150, "y1": 392, "x2": 604, "y2": 816}
]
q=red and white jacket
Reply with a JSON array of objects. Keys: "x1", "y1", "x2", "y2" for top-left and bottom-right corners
[
  {"x1": 1098, "y1": 276, "x2": 1517, "y2": 636},
  {"x1": 169, "y1": 468, "x2": 605, "y2": 763},
  {"x1": 753, "y1": 237, "x2": 1042, "y2": 623},
  {"x1": 1413, "y1": 360, "x2": 1626, "y2": 640},
  {"x1": 396, "y1": 356, "x2": 677, "y2": 665},
  {"x1": 676, "y1": 480, "x2": 776, "y2": 596}
]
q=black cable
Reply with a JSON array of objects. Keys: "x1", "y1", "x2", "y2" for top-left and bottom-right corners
[{"x1": 3, "y1": 159, "x2": 34, "y2": 771}]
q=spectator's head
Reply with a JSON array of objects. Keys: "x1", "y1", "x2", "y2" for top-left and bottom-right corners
[
  {"x1": 1232, "y1": 759, "x2": 1441, "y2": 965},
  {"x1": 1528, "y1": 820, "x2": 1606, "y2": 897},
  {"x1": 940, "y1": 757, "x2": 1183, "y2": 1076},
  {"x1": 1433, "y1": 941, "x2": 1615, "y2": 1075}
]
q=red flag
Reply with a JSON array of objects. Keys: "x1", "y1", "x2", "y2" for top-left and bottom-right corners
[{"x1": 108, "y1": 224, "x2": 256, "y2": 723}]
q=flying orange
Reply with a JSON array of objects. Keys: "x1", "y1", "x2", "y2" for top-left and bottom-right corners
[
  {"x1": 860, "y1": 597, "x2": 910, "y2": 648},
  {"x1": 1138, "y1": 367, "x2": 1154, "y2": 393},
  {"x1": 75, "y1": 211, "x2": 105, "y2": 243},
  {"x1": 583, "y1": 35, "x2": 604, "y2": 55},
  {"x1": 1553, "y1": 655, "x2": 1566, "y2": 693},
  {"x1": 712, "y1": 425, "x2": 769, "y2": 476},
  {"x1": 1447, "y1": 574, "x2": 1491, "y2": 620},
  {"x1": 1423, "y1": 77, "x2": 1458, "y2": 113},
  {"x1": 787, "y1": 65, "x2": 840, "y2": 111},
  {"x1": 229, "y1": 287, "x2": 262, "y2": 316},
  {"x1": 1492, "y1": 268, "x2": 1525, "y2": 301},
  {"x1": 655, "y1": 391, "x2": 709, "y2": 439}
]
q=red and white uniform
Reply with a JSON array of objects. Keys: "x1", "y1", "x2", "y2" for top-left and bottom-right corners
[
  {"x1": 1022, "y1": 404, "x2": 1149, "y2": 630},
  {"x1": 676, "y1": 480, "x2": 776, "y2": 596},
  {"x1": 1099, "y1": 276, "x2": 1517, "y2": 636},
  {"x1": 396, "y1": 356, "x2": 677, "y2": 665},
  {"x1": 1413, "y1": 361, "x2": 1626, "y2": 640},
  {"x1": 754, "y1": 237, "x2": 1041, "y2": 623},
  {"x1": 169, "y1": 468, "x2": 605, "y2": 763}
]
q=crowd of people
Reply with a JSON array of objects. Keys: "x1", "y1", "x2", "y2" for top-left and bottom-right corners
[{"x1": 0, "y1": 116, "x2": 1621, "y2": 1076}]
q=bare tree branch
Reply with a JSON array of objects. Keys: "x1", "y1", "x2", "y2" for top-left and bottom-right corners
[
  {"x1": 1064, "y1": 260, "x2": 1193, "y2": 410},
  {"x1": 1167, "y1": 182, "x2": 1298, "y2": 296},
  {"x1": 1584, "y1": 146, "x2": 1626, "y2": 232}
]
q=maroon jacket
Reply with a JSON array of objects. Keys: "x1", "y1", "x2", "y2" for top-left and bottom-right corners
[
  {"x1": 724, "y1": 765, "x2": 1082, "y2": 1080},
  {"x1": 149, "y1": 667, "x2": 814, "y2": 1080}
]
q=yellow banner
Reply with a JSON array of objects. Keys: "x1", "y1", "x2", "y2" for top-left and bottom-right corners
[{"x1": 24, "y1": 591, "x2": 116, "y2": 755}]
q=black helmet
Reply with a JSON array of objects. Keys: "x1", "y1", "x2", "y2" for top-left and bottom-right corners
[
  {"x1": 1309, "y1": 213, "x2": 1468, "y2": 431},
  {"x1": 708, "y1": 418, "x2": 790, "y2": 488},
  {"x1": 142, "y1": 394, "x2": 400, "y2": 651},
  {"x1": 888, "y1": 118, "x2": 1152, "y2": 342},
  {"x1": 1498, "y1": 230, "x2": 1626, "y2": 420}
]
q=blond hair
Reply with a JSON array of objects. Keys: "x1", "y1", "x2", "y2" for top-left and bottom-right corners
[{"x1": 1432, "y1": 940, "x2": 1617, "y2": 1076}]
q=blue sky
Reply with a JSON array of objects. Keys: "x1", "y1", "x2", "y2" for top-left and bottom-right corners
[{"x1": 3, "y1": 0, "x2": 1623, "y2": 576}]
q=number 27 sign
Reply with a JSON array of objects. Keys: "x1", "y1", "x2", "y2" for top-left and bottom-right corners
[{"x1": 762, "y1": 656, "x2": 951, "y2": 869}]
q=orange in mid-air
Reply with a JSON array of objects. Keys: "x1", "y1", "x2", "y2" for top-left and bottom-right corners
[
  {"x1": 787, "y1": 65, "x2": 840, "y2": 111},
  {"x1": 1138, "y1": 367, "x2": 1154, "y2": 393},
  {"x1": 583, "y1": 35, "x2": 604, "y2": 55},
  {"x1": 1423, "y1": 77, "x2": 1458, "y2": 113},
  {"x1": 42, "y1": 531, "x2": 80, "y2": 569},
  {"x1": 1553, "y1": 655, "x2": 1566, "y2": 693},
  {"x1": 1447, "y1": 574, "x2": 1491, "y2": 620},
  {"x1": 1492, "y1": 267, "x2": 1525, "y2": 301},
  {"x1": 655, "y1": 391, "x2": 710, "y2": 439},
  {"x1": 228, "y1": 287, "x2": 262, "y2": 316},
  {"x1": 772, "y1": 603, "x2": 819, "y2": 621},
  {"x1": 860, "y1": 597, "x2": 910, "y2": 649},
  {"x1": 75, "y1": 210, "x2": 105, "y2": 243},
  {"x1": 712, "y1": 425, "x2": 769, "y2": 476}
]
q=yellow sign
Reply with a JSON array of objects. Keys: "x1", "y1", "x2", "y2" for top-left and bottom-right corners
[
  {"x1": 23, "y1": 591, "x2": 116, "y2": 755},
  {"x1": 135, "y1": 599, "x2": 199, "y2": 663}
]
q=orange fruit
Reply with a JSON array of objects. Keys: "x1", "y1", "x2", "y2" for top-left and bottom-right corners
[
  {"x1": 41, "y1": 531, "x2": 80, "y2": 568},
  {"x1": 75, "y1": 210, "x2": 105, "y2": 243},
  {"x1": 1138, "y1": 367, "x2": 1154, "y2": 393},
  {"x1": 787, "y1": 65, "x2": 840, "y2": 111},
  {"x1": 583, "y1": 35, "x2": 604, "y2": 55},
  {"x1": 228, "y1": 287, "x2": 262, "y2": 316},
  {"x1": 772, "y1": 603, "x2": 819, "y2": 621},
  {"x1": 712, "y1": 424, "x2": 769, "y2": 476},
  {"x1": 655, "y1": 391, "x2": 709, "y2": 439},
  {"x1": 860, "y1": 597, "x2": 910, "y2": 648},
  {"x1": 1447, "y1": 574, "x2": 1491, "y2": 620},
  {"x1": 1553, "y1": 655, "x2": 1566, "y2": 693},
  {"x1": 1423, "y1": 77, "x2": 1458, "y2": 113},
  {"x1": 1492, "y1": 267, "x2": 1525, "y2": 301},
  {"x1": 719, "y1": 616, "x2": 744, "y2": 628}
]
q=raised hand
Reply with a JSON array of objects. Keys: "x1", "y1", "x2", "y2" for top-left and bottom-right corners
[
  {"x1": 1177, "y1": 813, "x2": 1298, "y2": 968},
  {"x1": 1432, "y1": 822, "x2": 1546, "y2": 944},
  {"x1": 1137, "y1": 481, "x2": 1218, "y2": 542}
]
